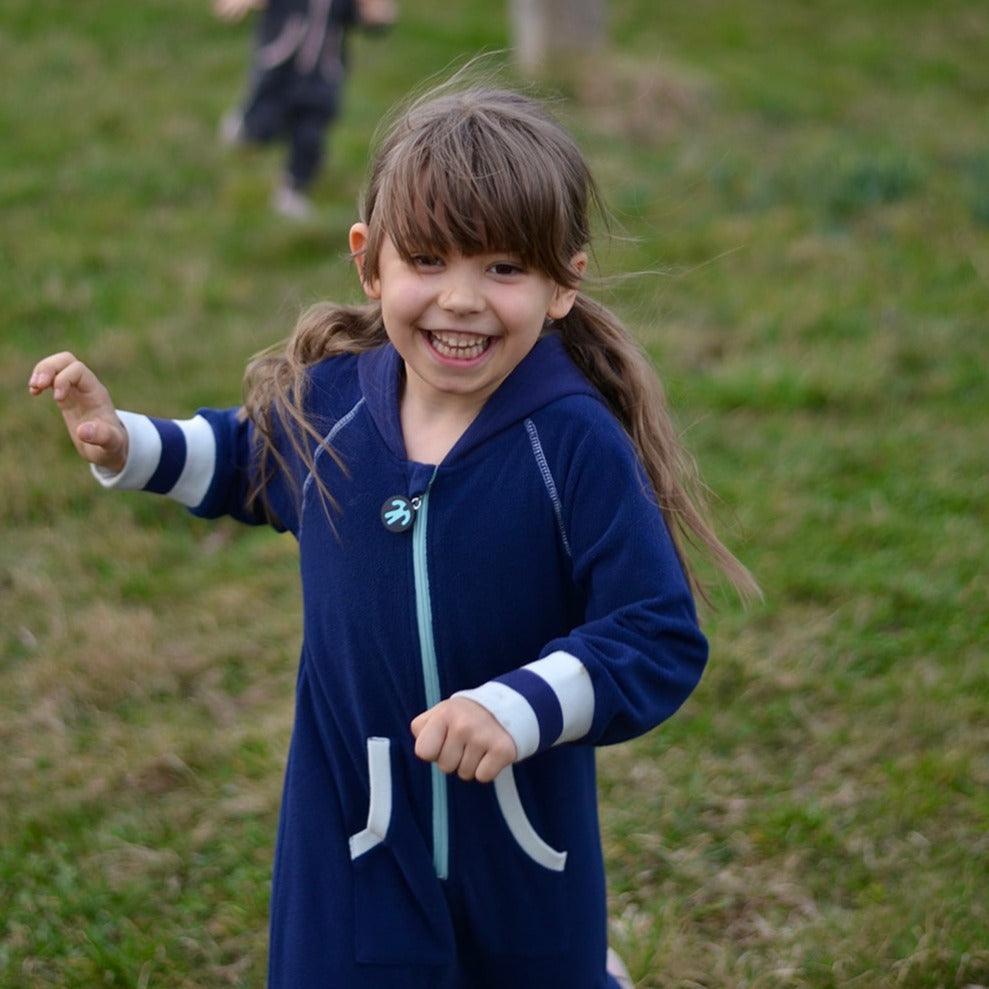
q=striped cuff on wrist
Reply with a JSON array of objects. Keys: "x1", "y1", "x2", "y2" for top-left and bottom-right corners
[
  {"x1": 453, "y1": 651, "x2": 594, "y2": 761},
  {"x1": 91, "y1": 410, "x2": 216, "y2": 508}
]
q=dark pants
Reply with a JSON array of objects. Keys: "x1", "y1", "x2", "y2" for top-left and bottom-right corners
[{"x1": 241, "y1": 58, "x2": 342, "y2": 190}]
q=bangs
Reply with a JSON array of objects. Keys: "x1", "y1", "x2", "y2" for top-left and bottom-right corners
[
  {"x1": 365, "y1": 95, "x2": 590, "y2": 287},
  {"x1": 385, "y1": 154, "x2": 534, "y2": 265}
]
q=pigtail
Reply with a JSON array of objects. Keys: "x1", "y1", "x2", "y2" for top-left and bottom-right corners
[
  {"x1": 241, "y1": 301, "x2": 387, "y2": 519},
  {"x1": 559, "y1": 294, "x2": 761, "y2": 606}
]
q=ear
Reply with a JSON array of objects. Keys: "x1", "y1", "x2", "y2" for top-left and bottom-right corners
[
  {"x1": 349, "y1": 222, "x2": 381, "y2": 300},
  {"x1": 546, "y1": 252, "x2": 588, "y2": 320}
]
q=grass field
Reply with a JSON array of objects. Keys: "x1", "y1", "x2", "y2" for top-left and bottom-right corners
[{"x1": 2, "y1": 1, "x2": 988, "y2": 986}]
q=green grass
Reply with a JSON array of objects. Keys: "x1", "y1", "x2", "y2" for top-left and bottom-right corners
[{"x1": 2, "y1": 1, "x2": 988, "y2": 986}]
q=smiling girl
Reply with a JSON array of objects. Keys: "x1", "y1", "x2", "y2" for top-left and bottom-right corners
[{"x1": 30, "y1": 81, "x2": 756, "y2": 988}]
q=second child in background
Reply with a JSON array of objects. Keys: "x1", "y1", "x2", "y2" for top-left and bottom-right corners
[{"x1": 215, "y1": 0, "x2": 396, "y2": 220}]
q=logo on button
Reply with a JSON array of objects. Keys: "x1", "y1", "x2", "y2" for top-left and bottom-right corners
[{"x1": 381, "y1": 496, "x2": 415, "y2": 533}]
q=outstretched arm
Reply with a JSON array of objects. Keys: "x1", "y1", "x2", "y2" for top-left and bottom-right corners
[
  {"x1": 29, "y1": 351, "x2": 300, "y2": 531},
  {"x1": 356, "y1": 0, "x2": 396, "y2": 29},
  {"x1": 29, "y1": 352, "x2": 129, "y2": 473},
  {"x1": 213, "y1": 0, "x2": 265, "y2": 23}
]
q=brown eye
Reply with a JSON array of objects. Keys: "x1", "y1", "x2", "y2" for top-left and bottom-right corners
[{"x1": 490, "y1": 261, "x2": 524, "y2": 276}]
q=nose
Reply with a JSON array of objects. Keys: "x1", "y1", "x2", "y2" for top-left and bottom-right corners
[{"x1": 437, "y1": 265, "x2": 484, "y2": 316}]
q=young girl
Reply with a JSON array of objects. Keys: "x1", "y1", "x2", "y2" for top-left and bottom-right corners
[{"x1": 30, "y1": 83, "x2": 755, "y2": 988}]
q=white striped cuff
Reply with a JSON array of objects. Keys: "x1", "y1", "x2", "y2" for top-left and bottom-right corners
[
  {"x1": 454, "y1": 650, "x2": 594, "y2": 761},
  {"x1": 91, "y1": 410, "x2": 216, "y2": 508}
]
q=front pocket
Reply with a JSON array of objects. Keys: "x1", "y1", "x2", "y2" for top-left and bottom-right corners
[
  {"x1": 494, "y1": 764, "x2": 567, "y2": 871},
  {"x1": 348, "y1": 737, "x2": 392, "y2": 859},
  {"x1": 463, "y1": 763, "x2": 572, "y2": 957},
  {"x1": 349, "y1": 737, "x2": 455, "y2": 965}
]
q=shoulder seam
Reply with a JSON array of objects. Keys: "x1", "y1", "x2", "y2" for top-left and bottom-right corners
[
  {"x1": 299, "y1": 395, "x2": 367, "y2": 535},
  {"x1": 524, "y1": 418, "x2": 572, "y2": 559}
]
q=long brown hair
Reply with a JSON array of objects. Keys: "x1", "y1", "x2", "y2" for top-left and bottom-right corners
[{"x1": 242, "y1": 81, "x2": 759, "y2": 602}]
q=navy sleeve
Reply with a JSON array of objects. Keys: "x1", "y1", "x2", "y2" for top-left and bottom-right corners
[
  {"x1": 545, "y1": 423, "x2": 708, "y2": 745},
  {"x1": 454, "y1": 413, "x2": 707, "y2": 761},
  {"x1": 91, "y1": 407, "x2": 302, "y2": 535},
  {"x1": 192, "y1": 408, "x2": 300, "y2": 533}
]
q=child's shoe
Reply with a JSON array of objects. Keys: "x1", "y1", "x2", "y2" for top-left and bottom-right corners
[
  {"x1": 218, "y1": 109, "x2": 246, "y2": 147},
  {"x1": 607, "y1": 947, "x2": 634, "y2": 988},
  {"x1": 272, "y1": 181, "x2": 316, "y2": 222}
]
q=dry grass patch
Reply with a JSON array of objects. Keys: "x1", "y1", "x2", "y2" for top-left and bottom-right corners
[{"x1": 576, "y1": 52, "x2": 714, "y2": 146}]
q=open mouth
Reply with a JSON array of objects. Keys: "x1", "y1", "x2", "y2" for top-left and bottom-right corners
[{"x1": 425, "y1": 330, "x2": 494, "y2": 362}]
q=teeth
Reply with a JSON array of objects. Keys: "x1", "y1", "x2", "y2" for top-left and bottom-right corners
[
  {"x1": 432, "y1": 330, "x2": 487, "y2": 347},
  {"x1": 428, "y1": 331, "x2": 491, "y2": 360}
]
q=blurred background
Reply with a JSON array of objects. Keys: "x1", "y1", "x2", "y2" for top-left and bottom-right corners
[{"x1": 1, "y1": 1, "x2": 987, "y2": 986}]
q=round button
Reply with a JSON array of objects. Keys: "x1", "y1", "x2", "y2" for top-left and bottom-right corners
[{"x1": 381, "y1": 495, "x2": 415, "y2": 533}]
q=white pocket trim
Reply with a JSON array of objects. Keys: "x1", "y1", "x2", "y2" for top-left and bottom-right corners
[
  {"x1": 348, "y1": 737, "x2": 392, "y2": 860},
  {"x1": 493, "y1": 766, "x2": 567, "y2": 872}
]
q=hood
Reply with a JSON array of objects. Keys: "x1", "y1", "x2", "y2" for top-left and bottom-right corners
[{"x1": 356, "y1": 334, "x2": 601, "y2": 466}]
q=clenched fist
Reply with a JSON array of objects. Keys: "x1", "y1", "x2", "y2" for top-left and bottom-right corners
[{"x1": 410, "y1": 697, "x2": 517, "y2": 783}]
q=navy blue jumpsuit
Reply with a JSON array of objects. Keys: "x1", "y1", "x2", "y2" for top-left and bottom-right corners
[{"x1": 95, "y1": 335, "x2": 708, "y2": 987}]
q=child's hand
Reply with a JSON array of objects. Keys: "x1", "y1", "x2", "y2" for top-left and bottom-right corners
[
  {"x1": 28, "y1": 352, "x2": 129, "y2": 474},
  {"x1": 356, "y1": 0, "x2": 396, "y2": 29},
  {"x1": 410, "y1": 697, "x2": 517, "y2": 783},
  {"x1": 213, "y1": 0, "x2": 265, "y2": 23}
]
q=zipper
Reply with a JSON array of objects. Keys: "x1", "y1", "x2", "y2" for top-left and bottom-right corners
[{"x1": 411, "y1": 467, "x2": 448, "y2": 879}]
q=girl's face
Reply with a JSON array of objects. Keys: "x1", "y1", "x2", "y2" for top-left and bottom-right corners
[{"x1": 350, "y1": 223, "x2": 585, "y2": 415}]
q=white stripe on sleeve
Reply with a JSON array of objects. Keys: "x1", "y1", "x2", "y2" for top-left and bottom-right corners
[
  {"x1": 169, "y1": 415, "x2": 216, "y2": 507},
  {"x1": 523, "y1": 650, "x2": 595, "y2": 745},
  {"x1": 453, "y1": 680, "x2": 541, "y2": 762},
  {"x1": 90, "y1": 411, "x2": 162, "y2": 491}
]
